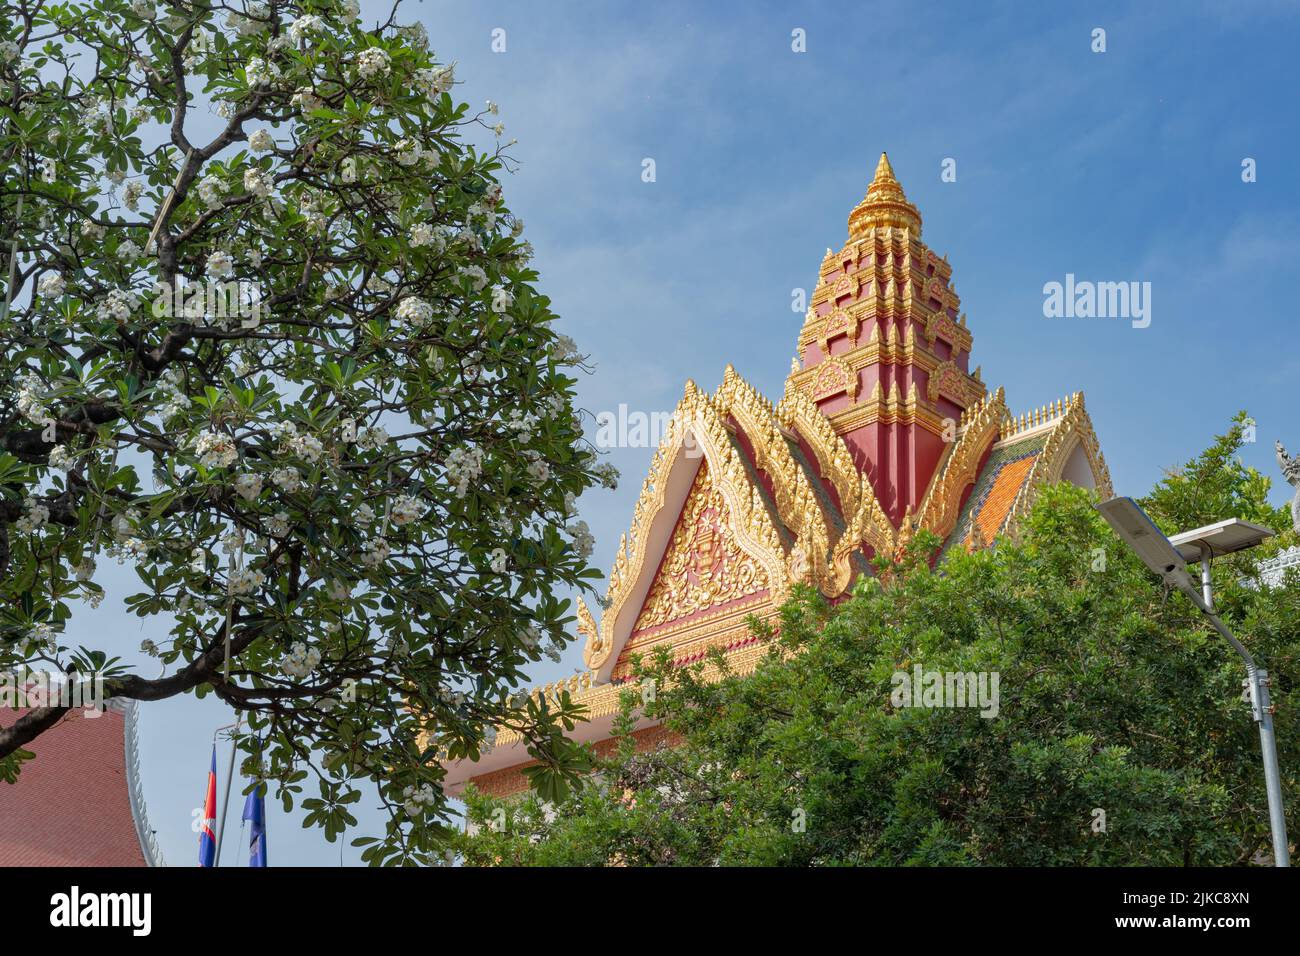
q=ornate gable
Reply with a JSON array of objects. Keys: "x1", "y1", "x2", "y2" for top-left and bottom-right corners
[{"x1": 613, "y1": 459, "x2": 773, "y2": 679}]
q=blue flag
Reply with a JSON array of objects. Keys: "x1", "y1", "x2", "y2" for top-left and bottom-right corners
[{"x1": 241, "y1": 782, "x2": 268, "y2": 867}]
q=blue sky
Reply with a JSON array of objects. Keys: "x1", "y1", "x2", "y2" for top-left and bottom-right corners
[{"x1": 64, "y1": 0, "x2": 1300, "y2": 865}]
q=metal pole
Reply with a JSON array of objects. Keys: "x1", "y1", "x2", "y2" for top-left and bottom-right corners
[
  {"x1": 214, "y1": 714, "x2": 242, "y2": 867},
  {"x1": 1186, "y1": 557, "x2": 1290, "y2": 867},
  {"x1": 1199, "y1": 552, "x2": 1214, "y2": 610}
]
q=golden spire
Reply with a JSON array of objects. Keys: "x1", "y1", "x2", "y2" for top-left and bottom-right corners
[{"x1": 848, "y1": 151, "x2": 922, "y2": 239}]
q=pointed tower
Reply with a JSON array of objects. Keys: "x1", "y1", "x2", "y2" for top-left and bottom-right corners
[
  {"x1": 787, "y1": 153, "x2": 985, "y2": 524},
  {"x1": 438, "y1": 153, "x2": 1115, "y2": 800}
]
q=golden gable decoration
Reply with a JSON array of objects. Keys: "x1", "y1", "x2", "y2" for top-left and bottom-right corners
[{"x1": 632, "y1": 459, "x2": 772, "y2": 632}]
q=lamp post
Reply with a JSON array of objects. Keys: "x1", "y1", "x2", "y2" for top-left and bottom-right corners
[{"x1": 1097, "y1": 498, "x2": 1290, "y2": 867}]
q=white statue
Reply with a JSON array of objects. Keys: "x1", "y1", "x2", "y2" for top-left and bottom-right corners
[{"x1": 1275, "y1": 440, "x2": 1300, "y2": 533}]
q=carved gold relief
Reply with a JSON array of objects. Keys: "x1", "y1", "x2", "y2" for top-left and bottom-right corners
[{"x1": 633, "y1": 459, "x2": 770, "y2": 631}]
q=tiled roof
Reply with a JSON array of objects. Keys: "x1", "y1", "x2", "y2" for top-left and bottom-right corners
[
  {"x1": 942, "y1": 432, "x2": 1049, "y2": 555},
  {"x1": 0, "y1": 702, "x2": 152, "y2": 867}
]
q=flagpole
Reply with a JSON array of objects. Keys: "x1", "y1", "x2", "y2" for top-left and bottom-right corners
[{"x1": 213, "y1": 713, "x2": 242, "y2": 867}]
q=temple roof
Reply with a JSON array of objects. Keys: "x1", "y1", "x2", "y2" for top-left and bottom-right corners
[
  {"x1": 0, "y1": 699, "x2": 164, "y2": 866},
  {"x1": 439, "y1": 155, "x2": 1113, "y2": 797}
]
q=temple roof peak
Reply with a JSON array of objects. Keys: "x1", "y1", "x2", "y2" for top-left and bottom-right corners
[
  {"x1": 848, "y1": 151, "x2": 922, "y2": 239},
  {"x1": 873, "y1": 151, "x2": 897, "y2": 184}
]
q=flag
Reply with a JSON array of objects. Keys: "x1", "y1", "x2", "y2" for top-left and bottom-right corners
[
  {"x1": 241, "y1": 782, "x2": 268, "y2": 867},
  {"x1": 198, "y1": 746, "x2": 217, "y2": 867}
]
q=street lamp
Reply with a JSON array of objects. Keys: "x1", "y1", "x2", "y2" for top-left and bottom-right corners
[{"x1": 1097, "y1": 497, "x2": 1290, "y2": 867}]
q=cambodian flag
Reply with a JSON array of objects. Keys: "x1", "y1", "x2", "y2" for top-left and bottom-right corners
[
  {"x1": 241, "y1": 782, "x2": 267, "y2": 867},
  {"x1": 198, "y1": 747, "x2": 217, "y2": 867}
]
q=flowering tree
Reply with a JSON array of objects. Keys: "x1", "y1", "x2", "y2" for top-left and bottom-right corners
[{"x1": 0, "y1": 0, "x2": 612, "y2": 863}]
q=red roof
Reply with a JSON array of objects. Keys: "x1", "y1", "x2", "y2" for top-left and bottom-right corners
[{"x1": 0, "y1": 703, "x2": 149, "y2": 867}]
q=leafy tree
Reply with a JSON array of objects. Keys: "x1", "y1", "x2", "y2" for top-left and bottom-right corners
[
  {"x1": 457, "y1": 422, "x2": 1299, "y2": 866},
  {"x1": 0, "y1": 0, "x2": 611, "y2": 864},
  {"x1": 1144, "y1": 411, "x2": 1289, "y2": 538}
]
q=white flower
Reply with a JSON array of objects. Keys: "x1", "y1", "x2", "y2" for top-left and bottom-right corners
[
  {"x1": 341, "y1": 157, "x2": 358, "y2": 183},
  {"x1": 117, "y1": 239, "x2": 142, "y2": 261},
  {"x1": 16, "y1": 497, "x2": 49, "y2": 533},
  {"x1": 354, "y1": 503, "x2": 376, "y2": 527},
  {"x1": 413, "y1": 65, "x2": 454, "y2": 97},
  {"x1": 289, "y1": 14, "x2": 323, "y2": 44},
  {"x1": 552, "y1": 334, "x2": 580, "y2": 363},
  {"x1": 526, "y1": 457, "x2": 549, "y2": 483},
  {"x1": 197, "y1": 174, "x2": 227, "y2": 209},
  {"x1": 140, "y1": 639, "x2": 159, "y2": 657},
  {"x1": 409, "y1": 223, "x2": 437, "y2": 248},
  {"x1": 327, "y1": 579, "x2": 352, "y2": 601},
  {"x1": 123, "y1": 181, "x2": 143, "y2": 211},
  {"x1": 339, "y1": 0, "x2": 361, "y2": 24},
  {"x1": 271, "y1": 466, "x2": 301, "y2": 492},
  {"x1": 95, "y1": 288, "x2": 140, "y2": 322},
  {"x1": 489, "y1": 548, "x2": 509, "y2": 574},
  {"x1": 17, "y1": 371, "x2": 54, "y2": 428},
  {"x1": 48, "y1": 444, "x2": 75, "y2": 471},
  {"x1": 389, "y1": 495, "x2": 423, "y2": 527},
  {"x1": 37, "y1": 272, "x2": 65, "y2": 298},
  {"x1": 566, "y1": 520, "x2": 595, "y2": 559},
  {"x1": 401, "y1": 782, "x2": 436, "y2": 818},
  {"x1": 459, "y1": 264, "x2": 488, "y2": 291},
  {"x1": 486, "y1": 100, "x2": 499, "y2": 115},
  {"x1": 356, "y1": 48, "x2": 391, "y2": 80},
  {"x1": 248, "y1": 128, "x2": 275, "y2": 153},
  {"x1": 444, "y1": 445, "x2": 484, "y2": 499},
  {"x1": 290, "y1": 433, "x2": 324, "y2": 463},
  {"x1": 394, "y1": 296, "x2": 434, "y2": 327},
  {"x1": 280, "y1": 641, "x2": 322, "y2": 679},
  {"x1": 594, "y1": 462, "x2": 620, "y2": 490},
  {"x1": 233, "y1": 472, "x2": 263, "y2": 502},
  {"x1": 360, "y1": 536, "x2": 391, "y2": 569},
  {"x1": 292, "y1": 87, "x2": 323, "y2": 115},
  {"x1": 130, "y1": 0, "x2": 156, "y2": 20},
  {"x1": 266, "y1": 511, "x2": 290, "y2": 537},
  {"x1": 28, "y1": 623, "x2": 57, "y2": 654},
  {"x1": 244, "y1": 168, "x2": 273, "y2": 198},
  {"x1": 268, "y1": 420, "x2": 298, "y2": 447},
  {"x1": 355, "y1": 426, "x2": 389, "y2": 451},
  {"x1": 0, "y1": 41, "x2": 20, "y2": 63},
  {"x1": 206, "y1": 250, "x2": 234, "y2": 278},
  {"x1": 39, "y1": 157, "x2": 55, "y2": 182},
  {"x1": 73, "y1": 557, "x2": 96, "y2": 582},
  {"x1": 228, "y1": 566, "x2": 266, "y2": 596},
  {"x1": 394, "y1": 138, "x2": 422, "y2": 166},
  {"x1": 246, "y1": 57, "x2": 279, "y2": 88},
  {"x1": 194, "y1": 429, "x2": 237, "y2": 468}
]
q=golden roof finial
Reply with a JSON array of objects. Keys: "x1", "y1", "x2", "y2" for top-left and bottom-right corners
[
  {"x1": 873, "y1": 151, "x2": 897, "y2": 184},
  {"x1": 849, "y1": 151, "x2": 922, "y2": 240}
]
